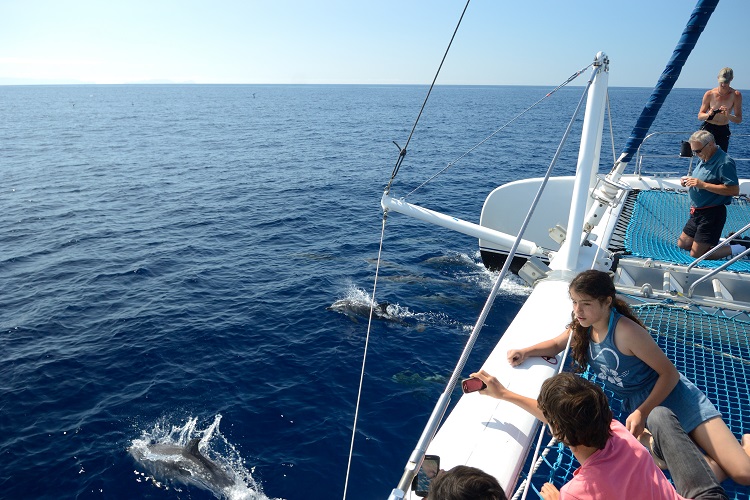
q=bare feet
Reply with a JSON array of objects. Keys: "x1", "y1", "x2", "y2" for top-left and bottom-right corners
[{"x1": 637, "y1": 429, "x2": 668, "y2": 470}]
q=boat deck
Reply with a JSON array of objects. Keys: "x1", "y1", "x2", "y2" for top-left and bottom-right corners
[
  {"x1": 517, "y1": 189, "x2": 750, "y2": 498},
  {"x1": 605, "y1": 189, "x2": 750, "y2": 311},
  {"x1": 613, "y1": 189, "x2": 750, "y2": 273},
  {"x1": 525, "y1": 303, "x2": 750, "y2": 499}
]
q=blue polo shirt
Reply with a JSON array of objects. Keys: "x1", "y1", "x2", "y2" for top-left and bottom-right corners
[{"x1": 689, "y1": 148, "x2": 738, "y2": 208}]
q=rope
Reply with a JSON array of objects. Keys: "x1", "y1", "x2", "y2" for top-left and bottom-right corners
[
  {"x1": 509, "y1": 438, "x2": 559, "y2": 500},
  {"x1": 385, "y1": 0, "x2": 472, "y2": 195},
  {"x1": 405, "y1": 63, "x2": 594, "y2": 199},
  {"x1": 342, "y1": 211, "x2": 389, "y2": 500},
  {"x1": 509, "y1": 65, "x2": 603, "y2": 500}
]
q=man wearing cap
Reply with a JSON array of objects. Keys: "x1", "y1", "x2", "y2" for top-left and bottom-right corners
[{"x1": 698, "y1": 67, "x2": 743, "y2": 152}]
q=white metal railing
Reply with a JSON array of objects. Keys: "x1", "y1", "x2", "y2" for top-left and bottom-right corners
[
  {"x1": 635, "y1": 132, "x2": 750, "y2": 178},
  {"x1": 687, "y1": 221, "x2": 750, "y2": 298}
]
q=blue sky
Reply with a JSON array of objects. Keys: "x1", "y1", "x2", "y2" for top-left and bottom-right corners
[{"x1": 1, "y1": 0, "x2": 748, "y2": 88}]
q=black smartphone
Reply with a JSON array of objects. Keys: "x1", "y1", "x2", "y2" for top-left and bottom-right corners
[
  {"x1": 413, "y1": 455, "x2": 440, "y2": 497},
  {"x1": 461, "y1": 377, "x2": 487, "y2": 393}
]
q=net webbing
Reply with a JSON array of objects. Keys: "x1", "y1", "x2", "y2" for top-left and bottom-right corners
[
  {"x1": 621, "y1": 190, "x2": 750, "y2": 272},
  {"x1": 522, "y1": 304, "x2": 750, "y2": 499}
]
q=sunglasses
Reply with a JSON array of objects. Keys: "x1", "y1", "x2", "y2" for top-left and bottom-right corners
[{"x1": 692, "y1": 144, "x2": 709, "y2": 155}]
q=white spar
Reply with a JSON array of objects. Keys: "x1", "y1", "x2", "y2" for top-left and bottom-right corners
[{"x1": 381, "y1": 193, "x2": 544, "y2": 259}]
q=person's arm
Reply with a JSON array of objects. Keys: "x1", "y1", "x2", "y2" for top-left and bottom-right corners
[
  {"x1": 698, "y1": 90, "x2": 713, "y2": 120},
  {"x1": 507, "y1": 329, "x2": 571, "y2": 366},
  {"x1": 729, "y1": 90, "x2": 742, "y2": 124},
  {"x1": 470, "y1": 369, "x2": 546, "y2": 422},
  {"x1": 682, "y1": 176, "x2": 740, "y2": 196},
  {"x1": 615, "y1": 318, "x2": 680, "y2": 436}
]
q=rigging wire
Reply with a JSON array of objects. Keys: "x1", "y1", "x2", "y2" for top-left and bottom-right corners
[
  {"x1": 511, "y1": 331, "x2": 573, "y2": 500},
  {"x1": 386, "y1": 0, "x2": 472, "y2": 195},
  {"x1": 605, "y1": 90, "x2": 617, "y2": 164},
  {"x1": 404, "y1": 63, "x2": 594, "y2": 199},
  {"x1": 514, "y1": 198, "x2": 613, "y2": 500},
  {"x1": 342, "y1": 212, "x2": 389, "y2": 500},
  {"x1": 344, "y1": 3, "x2": 473, "y2": 498},
  {"x1": 389, "y1": 60, "x2": 601, "y2": 499}
]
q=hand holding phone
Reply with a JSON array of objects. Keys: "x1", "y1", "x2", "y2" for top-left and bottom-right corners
[
  {"x1": 413, "y1": 455, "x2": 440, "y2": 497},
  {"x1": 461, "y1": 377, "x2": 487, "y2": 393}
]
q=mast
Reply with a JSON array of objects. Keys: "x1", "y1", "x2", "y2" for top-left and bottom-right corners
[
  {"x1": 550, "y1": 52, "x2": 609, "y2": 271},
  {"x1": 583, "y1": 0, "x2": 720, "y2": 233}
]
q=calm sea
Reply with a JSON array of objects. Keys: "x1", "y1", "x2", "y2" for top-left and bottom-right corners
[{"x1": 1, "y1": 83, "x2": 747, "y2": 500}]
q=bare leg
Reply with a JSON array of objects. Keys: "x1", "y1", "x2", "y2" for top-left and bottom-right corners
[
  {"x1": 691, "y1": 241, "x2": 731, "y2": 259},
  {"x1": 678, "y1": 232, "x2": 732, "y2": 259},
  {"x1": 690, "y1": 418, "x2": 750, "y2": 485},
  {"x1": 678, "y1": 232, "x2": 694, "y2": 251},
  {"x1": 703, "y1": 454, "x2": 728, "y2": 483}
]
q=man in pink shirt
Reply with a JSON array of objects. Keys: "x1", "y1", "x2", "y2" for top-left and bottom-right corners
[{"x1": 470, "y1": 371, "x2": 727, "y2": 500}]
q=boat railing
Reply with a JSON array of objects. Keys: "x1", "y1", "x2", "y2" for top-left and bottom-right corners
[
  {"x1": 635, "y1": 131, "x2": 750, "y2": 178},
  {"x1": 686, "y1": 220, "x2": 750, "y2": 298}
]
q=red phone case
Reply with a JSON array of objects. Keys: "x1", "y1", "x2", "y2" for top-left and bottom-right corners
[{"x1": 461, "y1": 378, "x2": 486, "y2": 393}]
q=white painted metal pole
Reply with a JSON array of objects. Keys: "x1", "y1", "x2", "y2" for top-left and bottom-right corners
[
  {"x1": 381, "y1": 194, "x2": 542, "y2": 257},
  {"x1": 553, "y1": 53, "x2": 609, "y2": 271}
]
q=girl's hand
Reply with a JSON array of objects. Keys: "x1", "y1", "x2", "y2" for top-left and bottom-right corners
[
  {"x1": 470, "y1": 370, "x2": 506, "y2": 400},
  {"x1": 507, "y1": 349, "x2": 526, "y2": 366},
  {"x1": 626, "y1": 409, "x2": 646, "y2": 437},
  {"x1": 540, "y1": 482, "x2": 560, "y2": 500}
]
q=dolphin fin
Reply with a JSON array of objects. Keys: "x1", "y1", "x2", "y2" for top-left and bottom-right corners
[{"x1": 187, "y1": 438, "x2": 202, "y2": 457}]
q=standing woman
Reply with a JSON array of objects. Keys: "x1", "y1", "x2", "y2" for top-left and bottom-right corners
[
  {"x1": 507, "y1": 270, "x2": 750, "y2": 485},
  {"x1": 699, "y1": 67, "x2": 743, "y2": 153}
]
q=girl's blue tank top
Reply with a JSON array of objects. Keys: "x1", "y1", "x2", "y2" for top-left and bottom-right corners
[{"x1": 587, "y1": 309, "x2": 659, "y2": 396}]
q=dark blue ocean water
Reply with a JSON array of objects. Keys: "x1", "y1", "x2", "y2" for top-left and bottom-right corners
[{"x1": 2, "y1": 83, "x2": 748, "y2": 500}]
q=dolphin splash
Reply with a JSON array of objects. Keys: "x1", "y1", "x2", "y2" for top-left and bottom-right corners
[
  {"x1": 327, "y1": 297, "x2": 399, "y2": 322},
  {"x1": 129, "y1": 415, "x2": 272, "y2": 499},
  {"x1": 130, "y1": 437, "x2": 235, "y2": 491}
]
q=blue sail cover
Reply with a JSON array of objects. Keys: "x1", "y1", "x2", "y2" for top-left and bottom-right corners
[{"x1": 620, "y1": 0, "x2": 719, "y2": 163}]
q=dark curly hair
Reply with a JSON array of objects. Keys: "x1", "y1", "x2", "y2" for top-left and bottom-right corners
[{"x1": 567, "y1": 270, "x2": 645, "y2": 373}]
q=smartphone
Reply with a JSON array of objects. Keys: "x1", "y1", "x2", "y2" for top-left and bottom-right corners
[
  {"x1": 461, "y1": 377, "x2": 487, "y2": 393},
  {"x1": 413, "y1": 455, "x2": 440, "y2": 497}
]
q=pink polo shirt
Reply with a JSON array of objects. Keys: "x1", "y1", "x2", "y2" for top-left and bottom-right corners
[{"x1": 560, "y1": 420, "x2": 687, "y2": 500}]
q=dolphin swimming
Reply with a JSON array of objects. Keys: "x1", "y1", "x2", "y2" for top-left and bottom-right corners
[
  {"x1": 327, "y1": 298, "x2": 399, "y2": 323},
  {"x1": 130, "y1": 437, "x2": 235, "y2": 492}
]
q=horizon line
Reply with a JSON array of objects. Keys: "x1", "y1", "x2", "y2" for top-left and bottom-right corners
[{"x1": 0, "y1": 81, "x2": 712, "y2": 90}]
